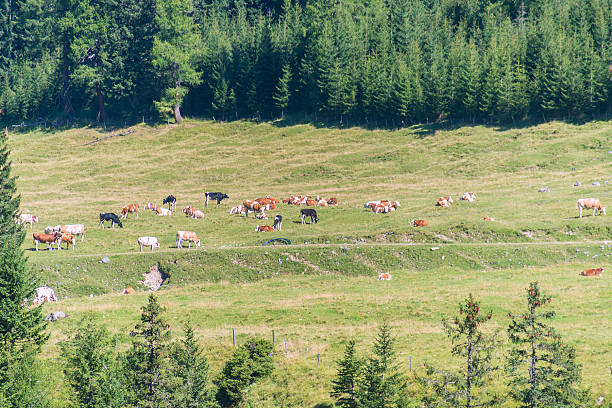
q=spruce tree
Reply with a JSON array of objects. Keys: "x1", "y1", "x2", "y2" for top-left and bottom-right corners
[
  {"x1": 330, "y1": 339, "x2": 362, "y2": 408},
  {"x1": 273, "y1": 63, "x2": 291, "y2": 118},
  {"x1": 170, "y1": 321, "x2": 218, "y2": 408},
  {"x1": 420, "y1": 294, "x2": 499, "y2": 408},
  {"x1": 125, "y1": 294, "x2": 173, "y2": 408},
  {"x1": 506, "y1": 282, "x2": 589, "y2": 407},
  {"x1": 0, "y1": 130, "x2": 48, "y2": 406},
  {"x1": 357, "y1": 322, "x2": 405, "y2": 408}
]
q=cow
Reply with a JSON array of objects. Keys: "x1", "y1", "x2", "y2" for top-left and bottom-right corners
[
  {"x1": 273, "y1": 215, "x2": 283, "y2": 231},
  {"x1": 46, "y1": 224, "x2": 85, "y2": 242},
  {"x1": 410, "y1": 219, "x2": 428, "y2": 227},
  {"x1": 460, "y1": 192, "x2": 476, "y2": 202},
  {"x1": 301, "y1": 208, "x2": 319, "y2": 224},
  {"x1": 378, "y1": 273, "x2": 392, "y2": 281},
  {"x1": 182, "y1": 206, "x2": 195, "y2": 216},
  {"x1": 144, "y1": 202, "x2": 155, "y2": 210},
  {"x1": 580, "y1": 267, "x2": 604, "y2": 277},
  {"x1": 99, "y1": 213, "x2": 123, "y2": 228},
  {"x1": 266, "y1": 202, "x2": 277, "y2": 210},
  {"x1": 372, "y1": 203, "x2": 393, "y2": 213},
  {"x1": 121, "y1": 203, "x2": 139, "y2": 219},
  {"x1": 163, "y1": 195, "x2": 177, "y2": 211},
  {"x1": 437, "y1": 196, "x2": 453, "y2": 207},
  {"x1": 230, "y1": 205, "x2": 245, "y2": 215},
  {"x1": 33, "y1": 232, "x2": 62, "y2": 251},
  {"x1": 155, "y1": 206, "x2": 172, "y2": 216},
  {"x1": 32, "y1": 286, "x2": 58, "y2": 305},
  {"x1": 483, "y1": 216, "x2": 495, "y2": 221},
  {"x1": 327, "y1": 197, "x2": 338, "y2": 205},
  {"x1": 176, "y1": 230, "x2": 200, "y2": 248},
  {"x1": 255, "y1": 211, "x2": 268, "y2": 220},
  {"x1": 243, "y1": 200, "x2": 263, "y2": 217},
  {"x1": 138, "y1": 236, "x2": 160, "y2": 252},
  {"x1": 317, "y1": 199, "x2": 328, "y2": 207},
  {"x1": 255, "y1": 225, "x2": 275, "y2": 232},
  {"x1": 576, "y1": 198, "x2": 606, "y2": 218},
  {"x1": 305, "y1": 199, "x2": 318, "y2": 206},
  {"x1": 205, "y1": 192, "x2": 229, "y2": 207},
  {"x1": 191, "y1": 209, "x2": 205, "y2": 219},
  {"x1": 19, "y1": 213, "x2": 39, "y2": 228},
  {"x1": 123, "y1": 287, "x2": 136, "y2": 294},
  {"x1": 57, "y1": 233, "x2": 76, "y2": 250}
]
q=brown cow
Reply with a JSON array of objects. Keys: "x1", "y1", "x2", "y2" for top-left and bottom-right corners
[
  {"x1": 33, "y1": 232, "x2": 62, "y2": 251},
  {"x1": 121, "y1": 203, "x2": 139, "y2": 219},
  {"x1": 255, "y1": 225, "x2": 275, "y2": 232},
  {"x1": 57, "y1": 233, "x2": 76, "y2": 250},
  {"x1": 244, "y1": 200, "x2": 263, "y2": 217},
  {"x1": 576, "y1": 198, "x2": 606, "y2": 218},
  {"x1": 177, "y1": 230, "x2": 200, "y2": 248},
  {"x1": 410, "y1": 219, "x2": 428, "y2": 227},
  {"x1": 580, "y1": 267, "x2": 604, "y2": 277},
  {"x1": 123, "y1": 287, "x2": 136, "y2": 294}
]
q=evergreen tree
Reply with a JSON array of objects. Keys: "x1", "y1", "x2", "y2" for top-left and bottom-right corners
[
  {"x1": 330, "y1": 339, "x2": 362, "y2": 408},
  {"x1": 506, "y1": 282, "x2": 589, "y2": 407},
  {"x1": 152, "y1": 0, "x2": 202, "y2": 123},
  {"x1": 124, "y1": 294, "x2": 173, "y2": 408},
  {"x1": 420, "y1": 294, "x2": 499, "y2": 408},
  {"x1": 357, "y1": 322, "x2": 406, "y2": 408},
  {"x1": 273, "y1": 63, "x2": 291, "y2": 118},
  {"x1": 169, "y1": 321, "x2": 218, "y2": 408},
  {"x1": 0, "y1": 130, "x2": 48, "y2": 406},
  {"x1": 215, "y1": 337, "x2": 274, "y2": 407},
  {"x1": 61, "y1": 320, "x2": 126, "y2": 408}
]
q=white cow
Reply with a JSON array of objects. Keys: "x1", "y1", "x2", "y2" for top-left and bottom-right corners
[
  {"x1": 576, "y1": 198, "x2": 606, "y2": 218},
  {"x1": 177, "y1": 231, "x2": 200, "y2": 248},
  {"x1": 33, "y1": 286, "x2": 58, "y2": 305},
  {"x1": 156, "y1": 207, "x2": 172, "y2": 216},
  {"x1": 19, "y1": 213, "x2": 39, "y2": 228},
  {"x1": 460, "y1": 192, "x2": 476, "y2": 202},
  {"x1": 46, "y1": 224, "x2": 86, "y2": 242},
  {"x1": 138, "y1": 236, "x2": 160, "y2": 252},
  {"x1": 230, "y1": 205, "x2": 245, "y2": 215}
]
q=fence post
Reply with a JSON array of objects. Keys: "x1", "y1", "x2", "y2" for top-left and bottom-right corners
[{"x1": 232, "y1": 328, "x2": 236, "y2": 348}]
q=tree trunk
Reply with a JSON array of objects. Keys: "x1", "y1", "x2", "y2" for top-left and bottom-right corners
[
  {"x1": 174, "y1": 103, "x2": 182, "y2": 124},
  {"x1": 61, "y1": 42, "x2": 73, "y2": 117},
  {"x1": 96, "y1": 81, "x2": 107, "y2": 124}
]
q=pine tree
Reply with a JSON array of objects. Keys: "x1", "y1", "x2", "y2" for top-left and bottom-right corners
[
  {"x1": 124, "y1": 294, "x2": 173, "y2": 408},
  {"x1": 214, "y1": 337, "x2": 274, "y2": 407},
  {"x1": 357, "y1": 322, "x2": 406, "y2": 408},
  {"x1": 0, "y1": 130, "x2": 48, "y2": 406},
  {"x1": 330, "y1": 339, "x2": 362, "y2": 408},
  {"x1": 169, "y1": 321, "x2": 218, "y2": 408},
  {"x1": 61, "y1": 320, "x2": 126, "y2": 408},
  {"x1": 506, "y1": 282, "x2": 589, "y2": 407},
  {"x1": 152, "y1": 0, "x2": 202, "y2": 123},
  {"x1": 273, "y1": 63, "x2": 291, "y2": 118},
  {"x1": 420, "y1": 294, "x2": 500, "y2": 408}
]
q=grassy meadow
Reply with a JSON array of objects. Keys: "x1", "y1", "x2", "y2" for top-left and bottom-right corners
[{"x1": 8, "y1": 118, "x2": 612, "y2": 406}]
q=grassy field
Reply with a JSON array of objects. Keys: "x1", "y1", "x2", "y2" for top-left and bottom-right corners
[{"x1": 8, "y1": 118, "x2": 612, "y2": 406}]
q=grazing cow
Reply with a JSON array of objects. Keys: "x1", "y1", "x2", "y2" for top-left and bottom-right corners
[
  {"x1": 255, "y1": 225, "x2": 275, "y2": 232},
  {"x1": 121, "y1": 203, "x2": 140, "y2": 219},
  {"x1": 138, "y1": 236, "x2": 160, "y2": 252},
  {"x1": 163, "y1": 195, "x2": 177, "y2": 211},
  {"x1": 191, "y1": 209, "x2": 205, "y2": 219},
  {"x1": 576, "y1": 198, "x2": 606, "y2": 218},
  {"x1": 243, "y1": 200, "x2": 263, "y2": 217},
  {"x1": 580, "y1": 267, "x2": 604, "y2": 277},
  {"x1": 378, "y1": 273, "x2": 392, "y2": 281},
  {"x1": 230, "y1": 205, "x2": 245, "y2": 215},
  {"x1": 301, "y1": 209, "x2": 319, "y2": 224},
  {"x1": 483, "y1": 216, "x2": 495, "y2": 221},
  {"x1": 273, "y1": 215, "x2": 283, "y2": 231},
  {"x1": 57, "y1": 233, "x2": 76, "y2": 250},
  {"x1": 410, "y1": 219, "x2": 428, "y2": 227},
  {"x1": 255, "y1": 211, "x2": 268, "y2": 220},
  {"x1": 123, "y1": 287, "x2": 136, "y2": 294},
  {"x1": 182, "y1": 206, "x2": 195, "y2": 216},
  {"x1": 33, "y1": 232, "x2": 62, "y2": 251},
  {"x1": 19, "y1": 213, "x2": 39, "y2": 228},
  {"x1": 460, "y1": 192, "x2": 476, "y2": 202},
  {"x1": 33, "y1": 286, "x2": 58, "y2": 305},
  {"x1": 205, "y1": 192, "x2": 229, "y2": 207},
  {"x1": 99, "y1": 213, "x2": 123, "y2": 228},
  {"x1": 437, "y1": 196, "x2": 453, "y2": 207},
  {"x1": 176, "y1": 230, "x2": 200, "y2": 248},
  {"x1": 156, "y1": 206, "x2": 172, "y2": 216}
]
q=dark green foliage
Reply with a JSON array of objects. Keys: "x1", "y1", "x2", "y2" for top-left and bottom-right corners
[
  {"x1": 169, "y1": 321, "x2": 218, "y2": 408},
  {"x1": 419, "y1": 294, "x2": 500, "y2": 407},
  {"x1": 214, "y1": 337, "x2": 274, "y2": 407},
  {"x1": 330, "y1": 339, "x2": 362, "y2": 408},
  {"x1": 506, "y1": 282, "x2": 589, "y2": 407},
  {"x1": 61, "y1": 320, "x2": 126, "y2": 408}
]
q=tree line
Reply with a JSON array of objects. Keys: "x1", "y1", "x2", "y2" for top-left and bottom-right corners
[{"x1": 0, "y1": 0, "x2": 611, "y2": 127}]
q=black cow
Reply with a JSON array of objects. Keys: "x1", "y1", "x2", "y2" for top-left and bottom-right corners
[
  {"x1": 273, "y1": 214, "x2": 283, "y2": 231},
  {"x1": 205, "y1": 192, "x2": 229, "y2": 207},
  {"x1": 99, "y1": 213, "x2": 123, "y2": 229},
  {"x1": 300, "y1": 209, "x2": 318, "y2": 224},
  {"x1": 163, "y1": 195, "x2": 177, "y2": 211}
]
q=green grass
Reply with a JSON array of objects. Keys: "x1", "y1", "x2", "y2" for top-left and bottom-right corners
[{"x1": 8, "y1": 118, "x2": 612, "y2": 406}]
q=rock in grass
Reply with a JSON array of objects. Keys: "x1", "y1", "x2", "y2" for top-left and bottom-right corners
[
  {"x1": 538, "y1": 187, "x2": 550, "y2": 192},
  {"x1": 99, "y1": 256, "x2": 110, "y2": 264},
  {"x1": 592, "y1": 181, "x2": 601, "y2": 186},
  {"x1": 574, "y1": 181, "x2": 582, "y2": 186},
  {"x1": 45, "y1": 311, "x2": 66, "y2": 322}
]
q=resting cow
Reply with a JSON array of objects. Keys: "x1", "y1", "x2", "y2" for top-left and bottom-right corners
[
  {"x1": 410, "y1": 219, "x2": 428, "y2": 227},
  {"x1": 580, "y1": 267, "x2": 603, "y2": 277},
  {"x1": 230, "y1": 205, "x2": 245, "y2": 215},
  {"x1": 378, "y1": 273, "x2": 392, "y2": 280},
  {"x1": 255, "y1": 225, "x2": 275, "y2": 232},
  {"x1": 460, "y1": 192, "x2": 476, "y2": 202},
  {"x1": 155, "y1": 206, "x2": 172, "y2": 216},
  {"x1": 576, "y1": 198, "x2": 606, "y2": 218}
]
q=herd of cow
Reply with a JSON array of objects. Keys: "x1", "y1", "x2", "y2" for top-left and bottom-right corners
[{"x1": 16, "y1": 190, "x2": 607, "y2": 253}]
